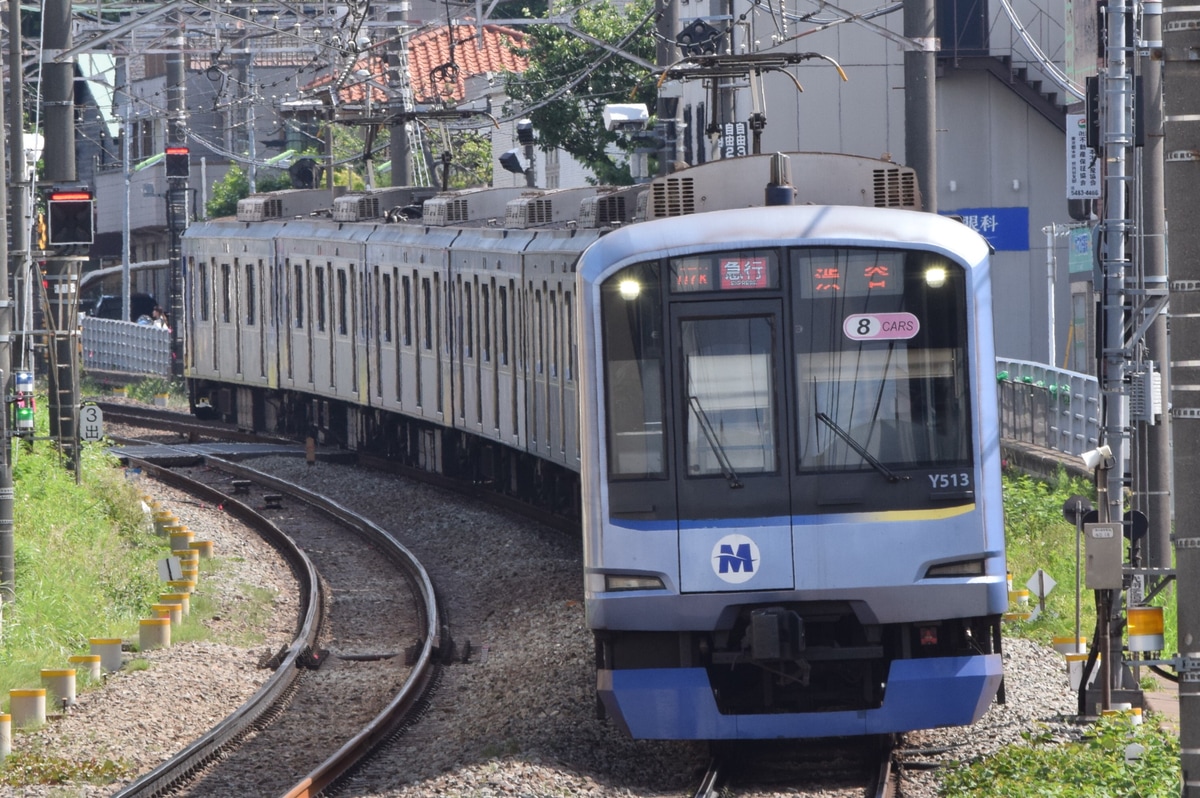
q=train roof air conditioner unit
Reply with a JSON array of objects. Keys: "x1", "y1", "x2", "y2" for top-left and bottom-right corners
[
  {"x1": 236, "y1": 196, "x2": 283, "y2": 222},
  {"x1": 333, "y1": 195, "x2": 381, "y2": 222}
]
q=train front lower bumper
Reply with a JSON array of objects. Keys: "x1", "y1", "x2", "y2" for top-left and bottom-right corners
[{"x1": 597, "y1": 653, "x2": 1002, "y2": 739}]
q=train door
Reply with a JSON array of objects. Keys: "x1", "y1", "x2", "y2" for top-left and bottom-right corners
[{"x1": 668, "y1": 299, "x2": 795, "y2": 593}]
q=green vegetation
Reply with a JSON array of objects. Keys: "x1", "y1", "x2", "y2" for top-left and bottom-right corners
[
  {"x1": 0, "y1": 396, "x2": 277, "y2": 788},
  {"x1": 205, "y1": 163, "x2": 293, "y2": 218},
  {"x1": 1001, "y1": 467, "x2": 1177, "y2": 654},
  {"x1": 941, "y1": 714, "x2": 1180, "y2": 797},
  {"x1": 938, "y1": 467, "x2": 1180, "y2": 796},
  {"x1": 504, "y1": 0, "x2": 656, "y2": 185},
  {"x1": 0, "y1": 751, "x2": 136, "y2": 788},
  {"x1": 1, "y1": 432, "x2": 162, "y2": 703},
  {"x1": 124, "y1": 376, "x2": 186, "y2": 406}
]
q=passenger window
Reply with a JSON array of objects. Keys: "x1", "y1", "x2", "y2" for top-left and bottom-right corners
[
  {"x1": 294, "y1": 262, "x2": 304, "y2": 329},
  {"x1": 337, "y1": 269, "x2": 348, "y2": 335},
  {"x1": 403, "y1": 275, "x2": 413, "y2": 346},
  {"x1": 221, "y1": 263, "x2": 232, "y2": 323},
  {"x1": 246, "y1": 263, "x2": 256, "y2": 326},
  {"x1": 382, "y1": 272, "x2": 393, "y2": 343},
  {"x1": 499, "y1": 285, "x2": 510, "y2": 366},
  {"x1": 315, "y1": 267, "x2": 326, "y2": 332},
  {"x1": 482, "y1": 284, "x2": 491, "y2": 362},
  {"x1": 200, "y1": 261, "x2": 210, "y2": 322}
]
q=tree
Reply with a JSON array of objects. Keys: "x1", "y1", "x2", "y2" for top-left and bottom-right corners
[
  {"x1": 205, "y1": 164, "x2": 292, "y2": 218},
  {"x1": 504, "y1": 0, "x2": 656, "y2": 185},
  {"x1": 443, "y1": 132, "x2": 493, "y2": 189}
]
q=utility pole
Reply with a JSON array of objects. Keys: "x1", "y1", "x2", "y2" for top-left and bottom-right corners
[
  {"x1": 1135, "y1": 0, "x2": 1171, "y2": 574},
  {"x1": 903, "y1": 0, "x2": 937, "y2": 211},
  {"x1": 42, "y1": 0, "x2": 81, "y2": 469},
  {"x1": 655, "y1": 0, "x2": 679, "y2": 174},
  {"x1": 387, "y1": 3, "x2": 412, "y2": 187},
  {"x1": 1163, "y1": 0, "x2": 1200, "y2": 783},
  {"x1": 0, "y1": 0, "x2": 14, "y2": 603},
  {"x1": 166, "y1": 18, "x2": 187, "y2": 377},
  {"x1": 1093, "y1": 0, "x2": 1137, "y2": 714}
]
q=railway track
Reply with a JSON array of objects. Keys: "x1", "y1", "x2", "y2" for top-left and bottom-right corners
[
  {"x1": 103, "y1": 424, "x2": 443, "y2": 797},
  {"x1": 693, "y1": 737, "x2": 897, "y2": 798},
  {"x1": 92, "y1": 402, "x2": 1046, "y2": 798}
]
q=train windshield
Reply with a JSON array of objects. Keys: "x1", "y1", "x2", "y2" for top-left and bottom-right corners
[
  {"x1": 601, "y1": 262, "x2": 666, "y2": 478},
  {"x1": 599, "y1": 245, "x2": 971, "y2": 498},
  {"x1": 793, "y1": 248, "x2": 970, "y2": 472}
]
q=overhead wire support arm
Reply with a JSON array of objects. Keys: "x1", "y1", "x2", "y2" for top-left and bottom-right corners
[{"x1": 657, "y1": 51, "x2": 849, "y2": 86}]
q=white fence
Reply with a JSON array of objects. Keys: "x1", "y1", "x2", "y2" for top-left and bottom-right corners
[
  {"x1": 81, "y1": 317, "x2": 172, "y2": 375},
  {"x1": 994, "y1": 357, "x2": 1101, "y2": 458}
]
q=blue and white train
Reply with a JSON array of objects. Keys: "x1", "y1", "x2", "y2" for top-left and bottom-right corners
[{"x1": 181, "y1": 151, "x2": 1006, "y2": 741}]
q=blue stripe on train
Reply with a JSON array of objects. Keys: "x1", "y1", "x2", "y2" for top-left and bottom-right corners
[{"x1": 598, "y1": 654, "x2": 1002, "y2": 739}]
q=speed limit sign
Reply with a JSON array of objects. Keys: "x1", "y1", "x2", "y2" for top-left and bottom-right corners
[{"x1": 80, "y1": 403, "x2": 105, "y2": 442}]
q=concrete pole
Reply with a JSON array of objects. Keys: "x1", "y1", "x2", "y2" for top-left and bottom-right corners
[
  {"x1": 903, "y1": 0, "x2": 937, "y2": 212},
  {"x1": 1099, "y1": 0, "x2": 1134, "y2": 711},
  {"x1": 1162, "y1": 0, "x2": 1200, "y2": 784},
  {"x1": 1136, "y1": 2, "x2": 1172, "y2": 572},
  {"x1": 655, "y1": 0, "x2": 679, "y2": 175},
  {"x1": 122, "y1": 100, "x2": 132, "y2": 325},
  {"x1": 167, "y1": 22, "x2": 187, "y2": 376},
  {"x1": 0, "y1": 0, "x2": 14, "y2": 602},
  {"x1": 388, "y1": 3, "x2": 412, "y2": 187},
  {"x1": 43, "y1": 0, "x2": 79, "y2": 465}
]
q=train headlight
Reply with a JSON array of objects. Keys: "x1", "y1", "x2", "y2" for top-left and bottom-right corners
[
  {"x1": 605, "y1": 574, "x2": 665, "y2": 591},
  {"x1": 617, "y1": 279, "x2": 641, "y2": 300},
  {"x1": 924, "y1": 266, "x2": 947, "y2": 288},
  {"x1": 924, "y1": 558, "x2": 985, "y2": 577}
]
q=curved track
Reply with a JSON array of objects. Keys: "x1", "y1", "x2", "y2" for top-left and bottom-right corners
[{"x1": 106, "y1": 431, "x2": 442, "y2": 797}]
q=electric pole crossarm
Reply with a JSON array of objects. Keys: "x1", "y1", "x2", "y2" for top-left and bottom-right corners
[
  {"x1": 55, "y1": 0, "x2": 189, "y2": 61},
  {"x1": 659, "y1": 52, "x2": 849, "y2": 84}
]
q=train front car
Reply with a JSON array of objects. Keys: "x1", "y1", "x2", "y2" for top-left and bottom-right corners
[{"x1": 577, "y1": 204, "x2": 1005, "y2": 740}]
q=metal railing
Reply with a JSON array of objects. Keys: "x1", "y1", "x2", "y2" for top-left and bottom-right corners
[
  {"x1": 81, "y1": 316, "x2": 172, "y2": 375},
  {"x1": 995, "y1": 357, "x2": 1100, "y2": 458}
]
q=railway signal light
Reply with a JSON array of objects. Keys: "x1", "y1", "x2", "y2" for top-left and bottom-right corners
[
  {"x1": 47, "y1": 190, "x2": 94, "y2": 246},
  {"x1": 165, "y1": 146, "x2": 190, "y2": 179}
]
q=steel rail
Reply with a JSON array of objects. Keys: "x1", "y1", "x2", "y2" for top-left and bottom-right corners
[
  {"x1": 198, "y1": 457, "x2": 444, "y2": 798},
  {"x1": 109, "y1": 455, "x2": 324, "y2": 798},
  {"x1": 106, "y1": 441, "x2": 441, "y2": 797}
]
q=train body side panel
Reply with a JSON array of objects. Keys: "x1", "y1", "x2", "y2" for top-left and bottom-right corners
[{"x1": 448, "y1": 228, "x2": 533, "y2": 446}]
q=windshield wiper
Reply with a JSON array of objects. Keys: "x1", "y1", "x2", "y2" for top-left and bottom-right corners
[
  {"x1": 816, "y1": 412, "x2": 907, "y2": 483},
  {"x1": 689, "y1": 396, "x2": 743, "y2": 489}
]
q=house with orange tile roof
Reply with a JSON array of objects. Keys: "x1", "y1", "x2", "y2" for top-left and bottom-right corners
[{"x1": 302, "y1": 22, "x2": 595, "y2": 189}]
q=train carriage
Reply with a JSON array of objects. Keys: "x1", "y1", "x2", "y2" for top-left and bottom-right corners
[
  {"x1": 448, "y1": 226, "x2": 535, "y2": 449},
  {"x1": 273, "y1": 223, "x2": 372, "y2": 407},
  {"x1": 182, "y1": 152, "x2": 1005, "y2": 742},
  {"x1": 520, "y1": 227, "x2": 601, "y2": 471},
  {"x1": 184, "y1": 219, "x2": 282, "y2": 423},
  {"x1": 363, "y1": 224, "x2": 460, "y2": 426},
  {"x1": 577, "y1": 201, "x2": 1005, "y2": 739}
]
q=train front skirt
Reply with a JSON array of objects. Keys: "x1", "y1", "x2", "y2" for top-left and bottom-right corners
[{"x1": 597, "y1": 653, "x2": 1002, "y2": 739}]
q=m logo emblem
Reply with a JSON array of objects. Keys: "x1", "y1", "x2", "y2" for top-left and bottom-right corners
[{"x1": 711, "y1": 534, "x2": 759, "y2": 584}]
